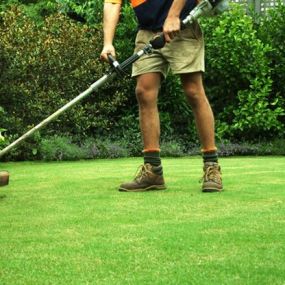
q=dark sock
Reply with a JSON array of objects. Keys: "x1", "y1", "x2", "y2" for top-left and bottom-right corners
[
  {"x1": 203, "y1": 151, "x2": 218, "y2": 163},
  {"x1": 144, "y1": 151, "x2": 163, "y2": 175}
]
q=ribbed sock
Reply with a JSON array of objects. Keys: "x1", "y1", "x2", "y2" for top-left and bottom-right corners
[
  {"x1": 143, "y1": 150, "x2": 163, "y2": 175},
  {"x1": 202, "y1": 150, "x2": 218, "y2": 163}
]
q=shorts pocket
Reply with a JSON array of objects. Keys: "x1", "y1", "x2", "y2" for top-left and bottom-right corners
[{"x1": 180, "y1": 21, "x2": 203, "y2": 40}]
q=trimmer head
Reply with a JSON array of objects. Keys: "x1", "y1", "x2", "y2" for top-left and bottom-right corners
[{"x1": 0, "y1": 170, "x2": 9, "y2": 187}]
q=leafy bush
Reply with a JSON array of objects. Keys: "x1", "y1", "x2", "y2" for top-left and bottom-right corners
[
  {"x1": 40, "y1": 136, "x2": 86, "y2": 161},
  {"x1": 0, "y1": 127, "x2": 6, "y2": 149},
  {"x1": 39, "y1": 136, "x2": 130, "y2": 160},
  {"x1": 217, "y1": 141, "x2": 260, "y2": 156},
  {"x1": 56, "y1": 0, "x2": 103, "y2": 26},
  {"x1": 161, "y1": 141, "x2": 185, "y2": 157},
  {"x1": 82, "y1": 138, "x2": 130, "y2": 159},
  {"x1": 254, "y1": 139, "x2": 285, "y2": 156},
  {"x1": 257, "y1": 4, "x2": 285, "y2": 127},
  {"x1": 159, "y1": 73, "x2": 198, "y2": 144},
  {"x1": 0, "y1": 0, "x2": 58, "y2": 22},
  {"x1": 217, "y1": 139, "x2": 285, "y2": 156},
  {"x1": 0, "y1": 7, "x2": 132, "y2": 150},
  {"x1": 111, "y1": 114, "x2": 142, "y2": 156},
  {"x1": 0, "y1": 131, "x2": 42, "y2": 161},
  {"x1": 202, "y1": 4, "x2": 284, "y2": 140}
]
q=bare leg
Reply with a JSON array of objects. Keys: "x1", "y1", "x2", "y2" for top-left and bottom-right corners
[
  {"x1": 180, "y1": 72, "x2": 216, "y2": 151},
  {"x1": 118, "y1": 72, "x2": 166, "y2": 192},
  {"x1": 135, "y1": 72, "x2": 162, "y2": 150}
]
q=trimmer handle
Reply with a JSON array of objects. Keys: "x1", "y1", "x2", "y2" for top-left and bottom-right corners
[
  {"x1": 107, "y1": 54, "x2": 117, "y2": 65},
  {"x1": 149, "y1": 34, "x2": 166, "y2": 49},
  {"x1": 149, "y1": 21, "x2": 187, "y2": 50},
  {"x1": 107, "y1": 53, "x2": 125, "y2": 76}
]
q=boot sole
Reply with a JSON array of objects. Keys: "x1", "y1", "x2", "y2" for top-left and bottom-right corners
[
  {"x1": 119, "y1": 185, "x2": 167, "y2": 192},
  {"x1": 202, "y1": 187, "x2": 223, "y2": 193}
]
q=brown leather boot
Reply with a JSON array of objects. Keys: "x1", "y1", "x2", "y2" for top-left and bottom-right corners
[
  {"x1": 119, "y1": 163, "x2": 166, "y2": 192},
  {"x1": 201, "y1": 162, "x2": 223, "y2": 192}
]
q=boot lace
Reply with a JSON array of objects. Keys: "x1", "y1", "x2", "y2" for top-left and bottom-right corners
[
  {"x1": 200, "y1": 165, "x2": 221, "y2": 183},
  {"x1": 134, "y1": 164, "x2": 152, "y2": 182}
]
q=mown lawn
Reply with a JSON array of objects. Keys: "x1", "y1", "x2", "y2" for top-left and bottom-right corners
[{"x1": 0, "y1": 157, "x2": 284, "y2": 285}]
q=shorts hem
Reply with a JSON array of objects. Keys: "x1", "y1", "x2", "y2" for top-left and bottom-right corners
[
  {"x1": 131, "y1": 70, "x2": 167, "y2": 78},
  {"x1": 172, "y1": 69, "x2": 205, "y2": 75}
]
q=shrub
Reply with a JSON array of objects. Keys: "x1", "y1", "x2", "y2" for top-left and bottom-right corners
[
  {"x1": 0, "y1": 7, "x2": 132, "y2": 155},
  {"x1": 257, "y1": 4, "x2": 285, "y2": 128},
  {"x1": 217, "y1": 139, "x2": 285, "y2": 157},
  {"x1": 40, "y1": 136, "x2": 86, "y2": 161},
  {"x1": 202, "y1": 4, "x2": 284, "y2": 140},
  {"x1": 217, "y1": 141, "x2": 260, "y2": 156},
  {"x1": 0, "y1": 131, "x2": 43, "y2": 161},
  {"x1": 255, "y1": 139, "x2": 285, "y2": 156},
  {"x1": 82, "y1": 138, "x2": 130, "y2": 159},
  {"x1": 39, "y1": 136, "x2": 131, "y2": 161},
  {"x1": 0, "y1": 0, "x2": 58, "y2": 23},
  {"x1": 161, "y1": 141, "x2": 185, "y2": 157},
  {"x1": 159, "y1": 73, "x2": 198, "y2": 145},
  {"x1": 0, "y1": 127, "x2": 6, "y2": 149},
  {"x1": 112, "y1": 114, "x2": 142, "y2": 156},
  {"x1": 56, "y1": 0, "x2": 103, "y2": 26}
]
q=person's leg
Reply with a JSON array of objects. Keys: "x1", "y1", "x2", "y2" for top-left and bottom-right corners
[
  {"x1": 118, "y1": 29, "x2": 169, "y2": 192},
  {"x1": 180, "y1": 72, "x2": 222, "y2": 192},
  {"x1": 118, "y1": 72, "x2": 166, "y2": 192},
  {"x1": 180, "y1": 72, "x2": 216, "y2": 151},
  {"x1": 137, "y1": 73, "x2": 163, "y2": 172},
  {"x1": 136, "y1": 72, "x2": 161, "y2": 151}
]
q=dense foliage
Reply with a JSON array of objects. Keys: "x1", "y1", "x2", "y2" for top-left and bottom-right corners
[
  {"x1": 0, "y1": 5, "x2": 137, "y2": 159},
  {"x1": 201, "y1": 5, "x2": 284, "y2": 139},
  {"x1": 256, "y1": 3, "x2": 285, "y2": 127},
  {"x1": 0, "y1": 1, "x2": 284, "y2": 160}
]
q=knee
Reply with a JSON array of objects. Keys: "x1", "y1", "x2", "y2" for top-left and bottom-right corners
[
  {"x1": 185, "y1": 84, "x2": 206, "y2": 108},
  {"x1": 135, "y1": 85, "x2": 157, "y2": 108}
]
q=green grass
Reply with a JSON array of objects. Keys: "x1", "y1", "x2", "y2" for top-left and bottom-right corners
[{"x1": 0, "y1": 157, "x2": 284, "y2": 285}]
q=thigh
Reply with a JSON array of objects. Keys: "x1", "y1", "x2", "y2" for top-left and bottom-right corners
[{"x1": 132, "y1": 30, "x2": 169, "y2": 78}]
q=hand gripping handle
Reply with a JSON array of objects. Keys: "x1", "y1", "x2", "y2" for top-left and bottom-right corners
[
  {"x1": 107, "y1": 54, "x2": 125, "y2": 76},
  {"x1": 149, "y1": 22, "x2": 187, "y2": 50}
]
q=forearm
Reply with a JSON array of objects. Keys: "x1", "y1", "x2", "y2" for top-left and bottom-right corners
[
  {"x1": 163, "y1": 0, "x2": 187, "y2": 41},
  {"x1": 167, "y1": 0, "x2": 187, "y2": 17},
  {"x1": 103, "y1": 2, "x2": 121, "y2": 46}
]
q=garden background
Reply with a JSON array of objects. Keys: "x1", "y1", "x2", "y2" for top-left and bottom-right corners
[{"x1": 0, "y1": 0, "x2": 284, "y2": 161}]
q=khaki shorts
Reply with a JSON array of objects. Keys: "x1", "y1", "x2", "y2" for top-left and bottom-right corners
[{"x1": 132, "y1": 22, "x2": 205, "y2": 78}]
